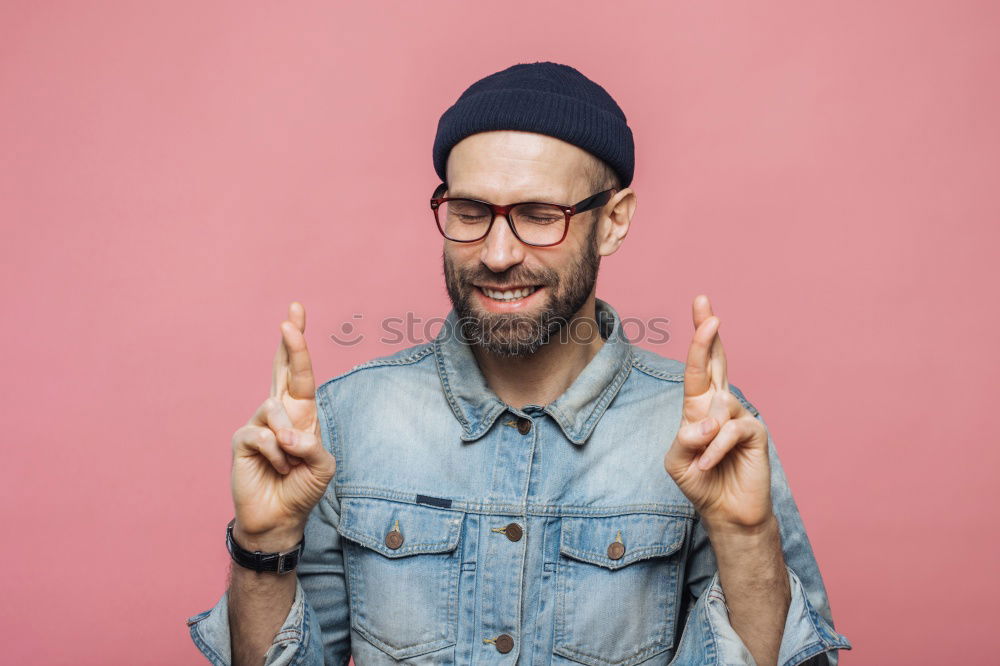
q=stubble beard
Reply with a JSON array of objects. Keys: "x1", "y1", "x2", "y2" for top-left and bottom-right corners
[{"x1": 443, "y1": 223, "x2": 601, "y2": 358}]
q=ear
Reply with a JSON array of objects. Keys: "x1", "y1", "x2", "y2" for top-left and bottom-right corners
[{"x1": 595, "y1": 188, "x2": 637, "y2": 257}]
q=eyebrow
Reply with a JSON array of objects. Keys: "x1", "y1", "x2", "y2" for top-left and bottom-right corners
[{"x1": 448, "y1": 190, "x2": 567, "y2": 203}]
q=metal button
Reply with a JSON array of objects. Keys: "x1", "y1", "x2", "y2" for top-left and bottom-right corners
[
  {"x1": 385, "y1": 529, "x2": 403, "y2": 550},
  {"x1": 516, "y1": 418, "x2": 532, "y2": 435},
  {"x1": 504, "y1": 522, "x2": 523, "y2": 542},
  {"x1": 495, "y1": 633, "x2": 514, "y2": 653},
  {"x1": 607, "y1": 541, "x2": 625, "y2": 560}
]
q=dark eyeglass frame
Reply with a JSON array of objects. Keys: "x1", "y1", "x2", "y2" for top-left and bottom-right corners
[{"x1": 429, "y1": 182, "x2": 617, "y2": 247}]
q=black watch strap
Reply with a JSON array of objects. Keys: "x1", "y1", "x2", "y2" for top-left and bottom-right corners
[{"x1": 226, "y1": 518, "x2": 305, "y2": 574}]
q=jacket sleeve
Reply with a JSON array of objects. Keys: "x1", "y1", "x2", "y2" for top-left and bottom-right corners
[
  {"x1": 670, "y1": 388, "x2": 852, "y2": 666},
  {"x1": 186, "y1": 384, "x2": 352, "y2": 665}
]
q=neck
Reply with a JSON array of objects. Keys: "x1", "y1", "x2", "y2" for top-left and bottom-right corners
[{"x1": 471, "y1": 295, "x2": 605, "y2": 409}]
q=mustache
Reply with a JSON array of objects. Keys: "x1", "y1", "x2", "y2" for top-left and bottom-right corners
[{"x1": 456, "y1": 265, "x2": 557, "y2": 289}]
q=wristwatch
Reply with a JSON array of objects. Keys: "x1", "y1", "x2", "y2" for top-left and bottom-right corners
[{"x1": 226, "y1": 518, "x2": 305, "y2": 574}]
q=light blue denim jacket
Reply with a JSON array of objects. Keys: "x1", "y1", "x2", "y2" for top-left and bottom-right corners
[{"x1": 187, "y1": 299, "x2": 851, "y2": 665}]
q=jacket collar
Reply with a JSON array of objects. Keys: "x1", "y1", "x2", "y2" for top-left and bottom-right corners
[{"x1": 432, "y1": 298, "x2": 634, "y2": 445}]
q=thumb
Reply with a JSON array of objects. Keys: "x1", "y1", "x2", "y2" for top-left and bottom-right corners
[
  {"x1": 276, "y1": 427, "x2": 335, "y2": 476},
  {"x1": 665, "y1": 416, "x2": 720, "y2": 472}
]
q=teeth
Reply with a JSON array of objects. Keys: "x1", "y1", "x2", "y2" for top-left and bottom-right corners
[{"x1": 482, "y1": 286, "x2": 537, "y2": 301}]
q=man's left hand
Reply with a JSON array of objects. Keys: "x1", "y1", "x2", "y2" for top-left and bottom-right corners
[{"x1": 663, "y1": 295, "x2": 773, "y2": 532}]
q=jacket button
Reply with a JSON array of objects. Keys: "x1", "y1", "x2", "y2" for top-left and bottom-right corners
[
  {"x1": 494, "y1": 633, "x2": 514, "y2": 653},
  {"x1": 385, "y1": 529, "x2": 403, "y2": 550},
  {"x1": 504, "y1": 522, "x2": 523, "y2": 542},
  {"x1": 607, "y1": 541, "x2": 625, "y2": 560},
  {"x1": 516, "y1": 418, "x2": 532, "y2": 435}
]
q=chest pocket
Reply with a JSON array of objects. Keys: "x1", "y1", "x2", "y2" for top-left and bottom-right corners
[
  {"x1": 555, "y1": 513, "x2": 690, "y2": 666},
  {"x1": 337, "y1": 496, "x2": 464, "y2": 660}
]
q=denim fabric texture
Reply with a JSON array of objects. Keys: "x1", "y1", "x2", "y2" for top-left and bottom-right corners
[{"x1": 187, "y1": 299, "x2": 851, "y2": 665}]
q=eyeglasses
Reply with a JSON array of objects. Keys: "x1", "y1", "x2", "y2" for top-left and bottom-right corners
[{"x1": 430, "y1": 182, "x2": 617, "y2": 247}]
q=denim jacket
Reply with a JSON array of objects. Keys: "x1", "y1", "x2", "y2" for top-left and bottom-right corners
[{"x1": 187, "y1": 299, "x2": 851, "y2": 665}]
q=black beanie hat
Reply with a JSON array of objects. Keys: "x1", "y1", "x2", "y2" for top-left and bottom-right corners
[{"x1": 432, "y1": 61, "x2": 635, "y2": 188}]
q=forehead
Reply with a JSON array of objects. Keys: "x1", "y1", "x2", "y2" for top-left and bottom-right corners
[{"x1": 446, "y1": 130, "x2": 595, "y2": 203}]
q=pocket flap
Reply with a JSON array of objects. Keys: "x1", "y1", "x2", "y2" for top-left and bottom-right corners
[
  {"x1": 338, "y1": 496, "x2": 463, "y2": 558},
  {"x1": 559, "y1": 513, "x2": 688, "y2": 570}
]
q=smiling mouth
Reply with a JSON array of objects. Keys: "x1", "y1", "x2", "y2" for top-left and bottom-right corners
[{"x1": 476, "y1": 285, "x2": 541, "y2": 302}]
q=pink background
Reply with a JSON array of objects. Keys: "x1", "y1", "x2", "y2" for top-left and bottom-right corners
[{"x1": 2, "y1": 1, "x2": 998, "y2": 664}]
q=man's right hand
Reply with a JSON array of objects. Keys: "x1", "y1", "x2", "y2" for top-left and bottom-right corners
[{"x1": 230, "y1": 301, "x2": 336, "y2": 551}]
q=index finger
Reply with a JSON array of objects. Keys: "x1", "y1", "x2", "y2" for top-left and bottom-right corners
[
  {"x1": 271, "y1": 301, "x2": 315, "y2": 399},
  {"x1": 282, "y1": 302, "x2": 316, "y2": 400},
  {"x1": 683, "y1": 314, "x2": 719, "y2": 397},
  {"x1": 270, "y1": 327, "x2": 289, "y2": 399},
  {"x1": 692, "y1": 295, "x2": 729, "y2": 392}
]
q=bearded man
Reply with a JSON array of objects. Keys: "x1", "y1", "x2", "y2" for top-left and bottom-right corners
[{"x1": 187, "y1": 61, "x2": 850, "y2": 666}]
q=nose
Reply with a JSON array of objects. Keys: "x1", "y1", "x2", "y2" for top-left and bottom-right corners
[{"x1": 479, "y1": 213, "x2": 526, "y2": 273}]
